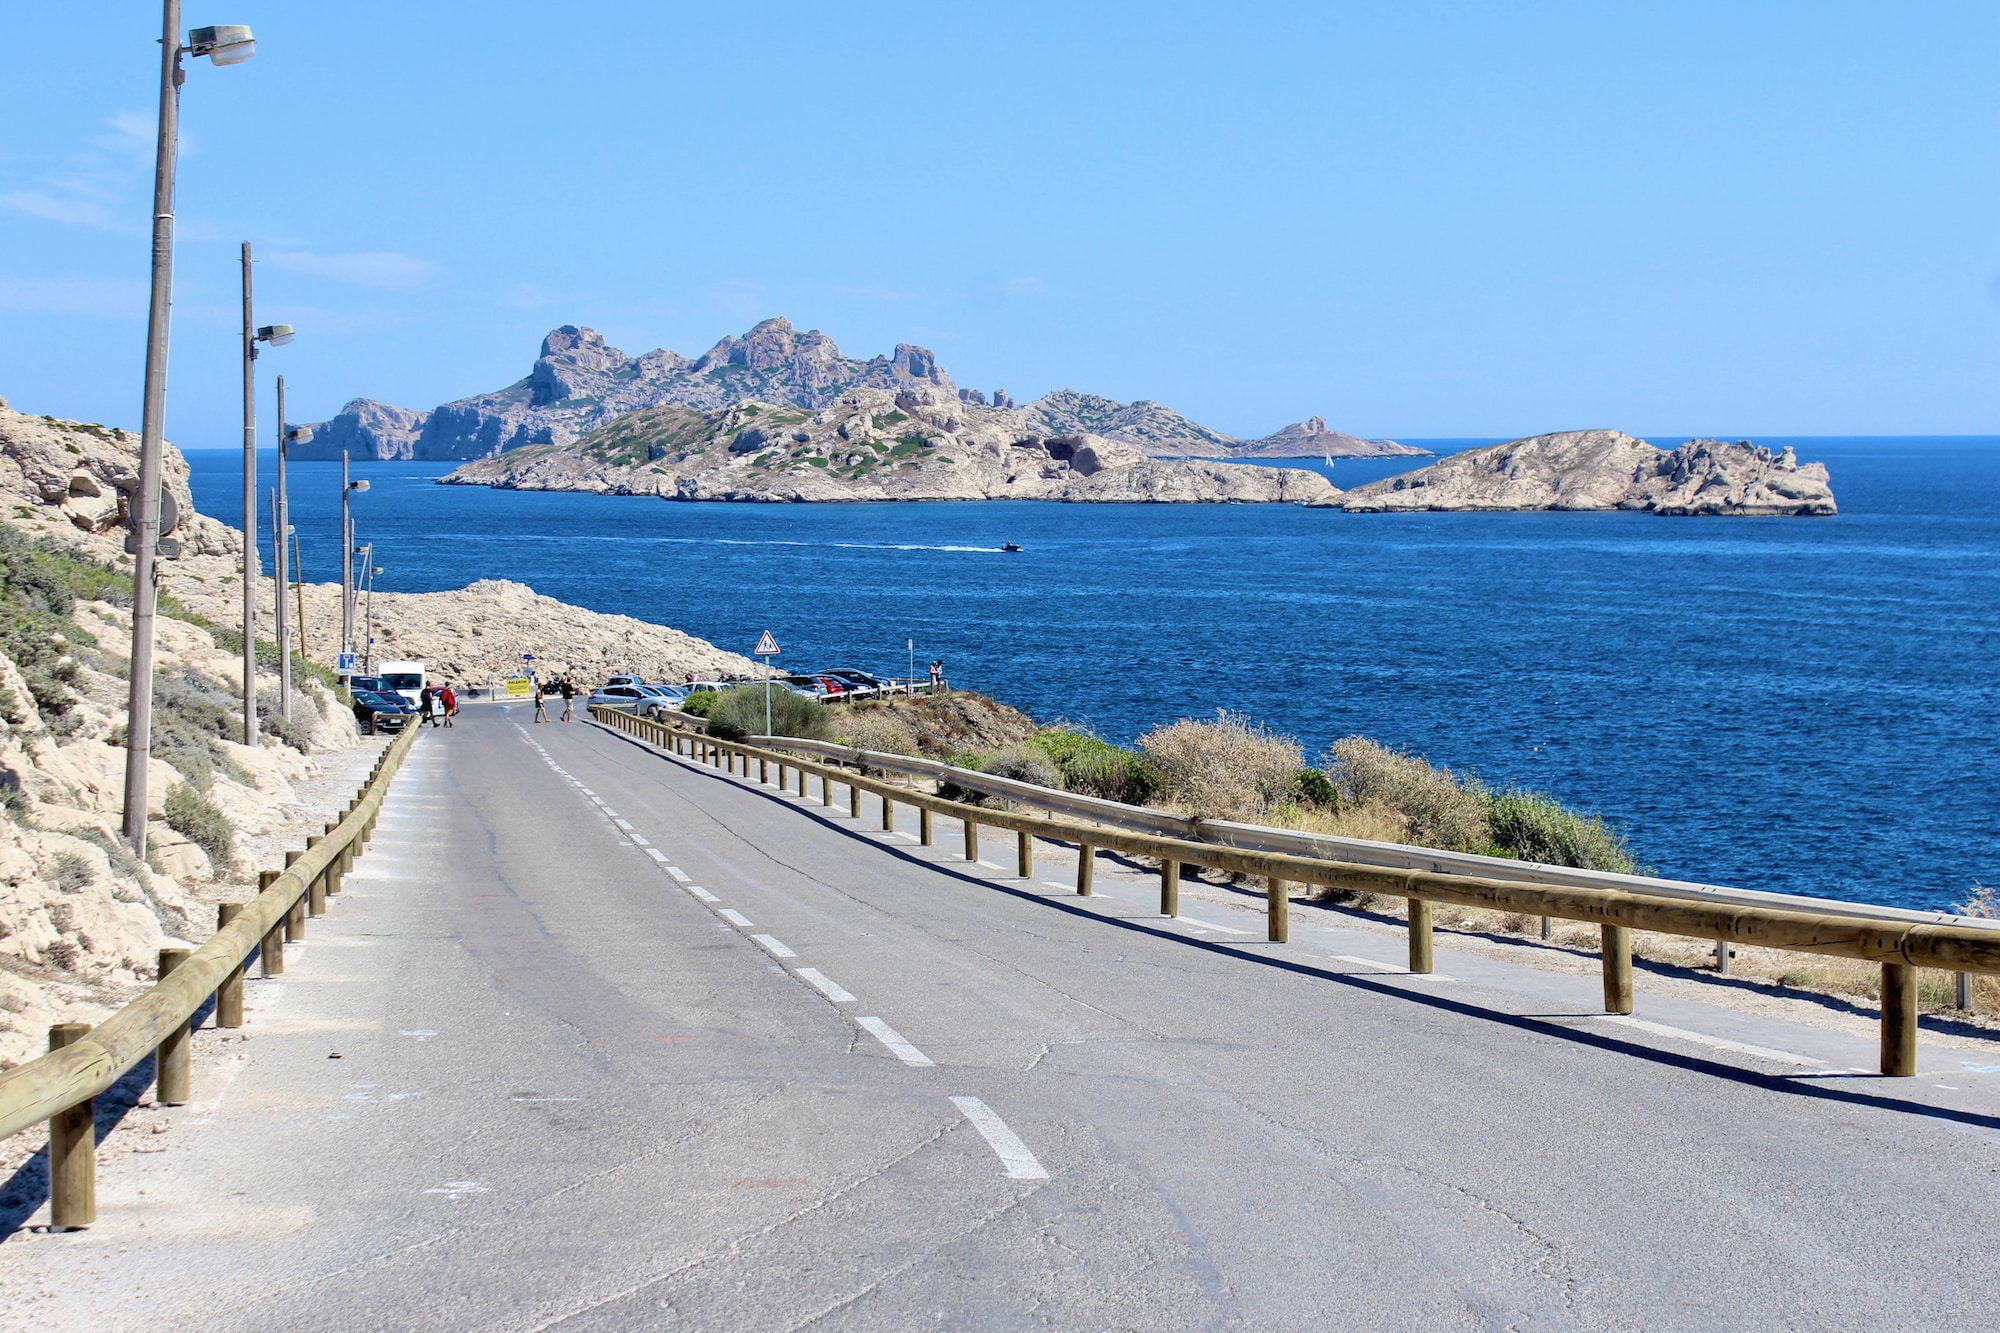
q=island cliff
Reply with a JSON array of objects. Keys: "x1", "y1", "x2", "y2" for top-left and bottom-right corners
[{"x1": 441, "y1": 386, "x2": 1340, "y2": 505}]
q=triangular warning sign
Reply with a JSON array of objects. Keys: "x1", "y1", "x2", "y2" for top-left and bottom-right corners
[{"x1": 754, "y1": 630, "x2": 780, "y2": 656}]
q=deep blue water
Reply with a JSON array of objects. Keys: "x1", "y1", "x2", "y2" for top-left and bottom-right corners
[{"x1": 186, "y1": 439, "x2": 2000, "y2": 913}]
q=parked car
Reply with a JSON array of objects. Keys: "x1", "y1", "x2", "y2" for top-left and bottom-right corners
[
  {"x1": 820, "y1": 668, "x2": 891, "y2": 697},
  {"x1": 634, "y1": 684, "x2": 685, "y2": 717},
  {"x1": 784, "y1": 673, "x2": 851, "y2": 700},
  {"x1": 605, "y1": 674, "x2": 646, "y2": 689},
  {"x1": 587, "y1": 684, "x2": 656, "y2": 715},
  {"x1": 351, "y1": 688, "x2": 415, "y2": 735}
]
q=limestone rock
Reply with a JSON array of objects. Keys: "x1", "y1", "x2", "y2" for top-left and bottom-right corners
[
  {"x1": 1338, "y1": 430, "x2": 1837, "y2": 516},
  {"x1": 290, "y1": 398, "x2": 429, "y2": 461},
  {"x1": 442, "y1": 388, "x2": 1343, "y2": 506},
  {"x1": 1233, "y1": 416, "x2": 1430, "y2": 460}
]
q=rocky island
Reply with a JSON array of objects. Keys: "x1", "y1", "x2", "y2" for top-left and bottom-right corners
[
  {"x1": 1338, "y1": 429, "x2": 1837, "y2": 516},
  {"x1": 298, "y1": 318, "x2": 1422, "y2": 466},
  {"x1": 442, "y1": 387, "x2": 1340, "y2": 504}
]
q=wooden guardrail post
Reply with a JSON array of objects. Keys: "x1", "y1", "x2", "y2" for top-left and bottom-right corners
[
  {"x1": 215, "y1": 904, "x2": 245, "y2": 1028},
  {"x1": 1882, "y1": 962, "x2": 1918, "y2": 1076},
  {"x1": 1160, "y1": 860, "x2": 1179, "y2": 917},
  {"x1": 1601, "y1": 924, "x2": 1634, "y2": 1014},
  {"x1": 759, "y1": 757, "x2": 768, "y2": 784},
  {"x1": 919, "y1": 807, "x2": 933, "y2": 846},
  {"x1": 1016, "y1": 830, "x2": 1033, "y2": 879},
  {"x1": 821, "y1": 772, "x2": 833, "y2": 807},
  {"x1": 259, "y1": 870, "x2": 289, "y2": 972},
  {"x1": 964, "y1": 817, "x2": 980, "y2": 862},
  {"x1": 155, "y1": 947, "x2": 192, "y2": 1105},
  {"x1": 881, "y1": 794, "x2": 895, "y2": 831},
  {"x1": 1408, "y1": 898, "x2": 1433, "y2": 973},
  {"x1": 326, "y1": 824, "x2": 345, "y2": 896},
  {"x1": 1268, "y1": 877, "x2": 1288, "y2": 942},
  {"x1": 303, "y1": 841, "x2": 327, "y2": 915},
  {"x1": 47, "y1": 1021, "x2": 94, "y2": 1229},
  {"x1": 850, "y1": 781, "x2": 862, "y2": 819},
  {"x1": 1077, "y1": 844, "x2": 1094, "y2": 896}
]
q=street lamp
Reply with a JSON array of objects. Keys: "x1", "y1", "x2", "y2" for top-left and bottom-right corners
[
  {"x1": 273, "y1": 389, "x2": 310, "y2": 719},
  {"x1": 340, "y1": 455, "x2": 369, "y2": 678},
  {"x1": 363, "y1": 554, "x2": 382, "y2": 673},
  {"x1": 239, "y1": 238, "x2": 294, "y2": 747},
  {"x1": 122, "y1": 4, "x2": 255, "y2": 856}
]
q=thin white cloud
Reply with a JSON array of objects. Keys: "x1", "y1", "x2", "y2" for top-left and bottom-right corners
[
  {"x1": 0, "y1": 275, "x2": 148, "y2": 318},
  {"x1": 265, "y1": 249, "x2": 439, "y2": 289},
  {"x1": 0, "y1": 189, "x2": 117, "y2": 228}
]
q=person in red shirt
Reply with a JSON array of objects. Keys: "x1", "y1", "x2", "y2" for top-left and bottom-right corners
[{"x1": 440, "y1": 683, "x2": 458, "y2": 728}]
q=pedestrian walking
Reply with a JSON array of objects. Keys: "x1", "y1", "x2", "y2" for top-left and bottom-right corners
[
  {"x1": 440, "y1": 682, "x2": 457, "y2": 728},
  {"x1": 420, "y1": 684, "x2": 438, "y2": 728},
  {"x1": 533, "y1": 679, "x2": 548, "y2": 723},
  {"x1": 559, "y1": 674, "x2": 575, "y2": 722}
]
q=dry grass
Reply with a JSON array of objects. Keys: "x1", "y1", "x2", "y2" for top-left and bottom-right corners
[
  {"x1": 832, "y1": 709, "x2": 921, "y2": 756},
  {"x1": 1325, "y1": 736, "x2": 1489, "y2": 853},
  {"x1": 1139, "y1": 711, "x2": 1302, "y2": 821}
]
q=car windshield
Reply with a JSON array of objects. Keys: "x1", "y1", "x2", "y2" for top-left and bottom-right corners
[
  {"x1": 383, "y1": 673, "x2": 423, "y2": 690},
  {"x1": 638, "y1": 686, "x2": 683, "y2": 698},
  {"x1": 350, "y1": 676, "x2": 386, "y2": 691}
]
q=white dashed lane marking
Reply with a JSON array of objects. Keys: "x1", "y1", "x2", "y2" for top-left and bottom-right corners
[
  {"x1": 950, "y1": 1096, "x2": 1049, "y2": 1180},
  {"x1": 686, "y1": 886, "x2": 720, "y2": 903},
  {"x1": 751, "y1": 934, "x2": 796, "y2": 958},
  {"x1": 719, "y1": 909, "x2": 754, "y2": 929},
  {"x1": 857, "y1": 1016, "x2": 933, "y2": 1067},
  {"x1": 796, "y1": 968, "x2": 856, "y2": 1003}
]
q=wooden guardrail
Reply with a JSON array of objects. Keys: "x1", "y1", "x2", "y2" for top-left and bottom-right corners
[
  {"x1": 594, "y1": 705, "x2": 2000, "y2": 1078},
  {"x1": 0, "y1": 722, "x2": 421, "y2": 1228}
]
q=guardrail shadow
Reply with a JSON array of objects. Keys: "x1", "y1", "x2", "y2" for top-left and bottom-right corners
[
  {"x1": 595, "y1": 719, "x2": 2000, "y2": 1135},
  {"x1": 0, "y1": 988, "x2": 222, "y2": 1242}
]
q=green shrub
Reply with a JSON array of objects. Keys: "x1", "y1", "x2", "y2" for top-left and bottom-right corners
[
  {"x1": 980, "y1": 745, "x2": 1062, "y2": 790},
  {"x1": 164, "y1": 781, "x2": 234, "y2": 869},
  {"x1": 1325, "y1": 737, "x2": 1491, "y2": 853},
  {"x1": 1138, "y1": 711, "x2": 1302, "y2": 820},
  {"x1": 1025, "y1": 729, "x2": 1158, "y2": 805},
  {"x1": 705, "y1": 685, "x2": 832, "y2": 742},
  {"x1": 1484, "y1": 786, "x2": 1633, "y2": 872},
  {"x1": 1290, "y1": 767, "x2": 1337, "y2": 810},
  {"x1": 680, "y1": 689, "x2": 718, "y2": 718}
]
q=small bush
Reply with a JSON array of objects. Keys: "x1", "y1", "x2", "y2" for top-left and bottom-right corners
[
  {"x1": 834, "y1": 709, "x2": 920, "y2": 756},
  {"x1": 48, "y1": 852, "x2": 92, "y2": 894},
  {"x1": 1025, "y1": 729, "x2": 1159, "y2": 805},
  {"x1": 1290, "y1": 767, "x2": 1337, "y2": 810},
  {"x1": 164, "y1": 781, "x2": 234, "y2": 870},
  {"x1": 1484, "y1": 786, "x2": 1633, "y2": 873},
  {"x1": 1325, "y1": 737, "x2": 1491, "y2": 853},
  {"x1": 680, "y1": 689, "x2": 718, "y2": 718},
  {"x1": 705, "y1": 686, "x2": 832, "y2": 742},
  {"x1": 980, "y1": 745, "x2": 1063, "y2": 791},
  {"x1": 1138, "y1": 711, "x2": 1302, "y2": 820}
]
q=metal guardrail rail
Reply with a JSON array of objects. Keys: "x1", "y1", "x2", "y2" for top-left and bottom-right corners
[
  {"x1": 598, "y1": 706, "x2": 2000, "y2": 1079},
  {"x1": 0, "y1": 723, "x2": 421, "y2": 1228}
]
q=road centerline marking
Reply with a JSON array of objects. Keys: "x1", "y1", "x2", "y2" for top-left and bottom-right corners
[
  {"x1": 857, "y1": 1016, "x2": 933, "y2": 1066},
  {"x1": 797, "y1": 968, "x2": 856, "y2": 1002},
  {"x1": 719, "y1": 908, "x2": 754, "y2": 928},
  {"x1": 950, "y1": 1096, "x2": 1049, "y2": 1179},
  {"x1": 685, "y1": 886, "x2": 720, "y2": 903},
  {"x1": 666, "y1": 868, "x2": 692, "y2": 883},
  {"x1": 751, "y1": 934, "x2": 797, "y2": 958}
]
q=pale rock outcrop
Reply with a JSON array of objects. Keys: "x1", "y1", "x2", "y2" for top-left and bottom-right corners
[
  {"x1": 297, "y1": 317, "x2": 1387, "y2": 464},
  {"x1": 444, "y1": 387, "x2": 1344, "y2": 506},
  {"x1": 1338, "y1": 430, "x2": 1837, "y2": 516}
]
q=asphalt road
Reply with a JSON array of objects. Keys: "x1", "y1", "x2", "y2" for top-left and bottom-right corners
[{"x1": 7, "y1": 702, "x2": 2000, "y2": 1331}]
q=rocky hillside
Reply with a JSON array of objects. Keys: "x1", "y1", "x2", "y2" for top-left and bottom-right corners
[
  {"x1": 1234, "y1": 416, "x2": 1429, "y2": 460},
  {"x1": 295, "y1": 317, "x2": 1398, "y2": 464},
  {"x1": 441, "y1": 386, "x2": 1340, "y2": 505},
  {"x1": 1339, "y1": 430, "x2": 1837, "y2": 515}
]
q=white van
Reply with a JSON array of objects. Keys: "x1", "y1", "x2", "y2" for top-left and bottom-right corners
[{"x1": 377, "y1": 660, "x2": 427, "y2": 708}]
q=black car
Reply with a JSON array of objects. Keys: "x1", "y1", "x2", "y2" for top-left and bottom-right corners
[{"x1": 352, "y1": 688, "x2": 415, "y2": 735}]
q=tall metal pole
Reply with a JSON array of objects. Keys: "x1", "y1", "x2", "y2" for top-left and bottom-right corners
[
  {"x1": 239, "y1": 241, "x2": 259, "y2": 745},
  {"x1": 340, "y1": 451, "x2": 353, "y2": 670},
  {"x1": 122, "y1": 0, "x2": 185, "y2": 854},
  {"x1": 274, "y1": 376, "x2": 292, "y2": 718},
  {"x1": 363, "y1": 550, "x2": 376, "y2": 672}
]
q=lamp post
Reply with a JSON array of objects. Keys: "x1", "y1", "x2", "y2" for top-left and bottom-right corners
[
  {"x1": 122, "y1": 9, "x2": 256, "y2": 854},
  {"x1": 363, "y1": 554, "x2": 381, "y2": 673},
  {"x1": 340, "y1": 454, "x2": 369, "y2": 679},
  {"x1": 273, "y1": 382, "x2": 310, "y2": 720},
  {"x1": 238, "y1": 240, "x2": 292, "y2": 746}
]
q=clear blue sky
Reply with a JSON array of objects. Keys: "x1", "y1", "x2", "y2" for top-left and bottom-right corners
[{"x1": 4, "y1": 1, "x2": 1997, "y2": 445}]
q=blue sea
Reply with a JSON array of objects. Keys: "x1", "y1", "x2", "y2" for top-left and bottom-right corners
[{"x1": 186, "y1": 440, "x2": 2000, "y2": 914}]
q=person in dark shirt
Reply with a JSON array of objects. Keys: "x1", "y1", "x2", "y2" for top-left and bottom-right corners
[{"x1": 559, "y1": 675, "x2": 576, "y2": 722}]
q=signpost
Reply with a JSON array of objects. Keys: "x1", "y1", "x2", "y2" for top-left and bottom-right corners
[
  {"x1": 754, "y1": 630, "x2": 780, "y2": 736},
  {"x1": 336, "y1": 651, "x2": 357, "y2": 675}
]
